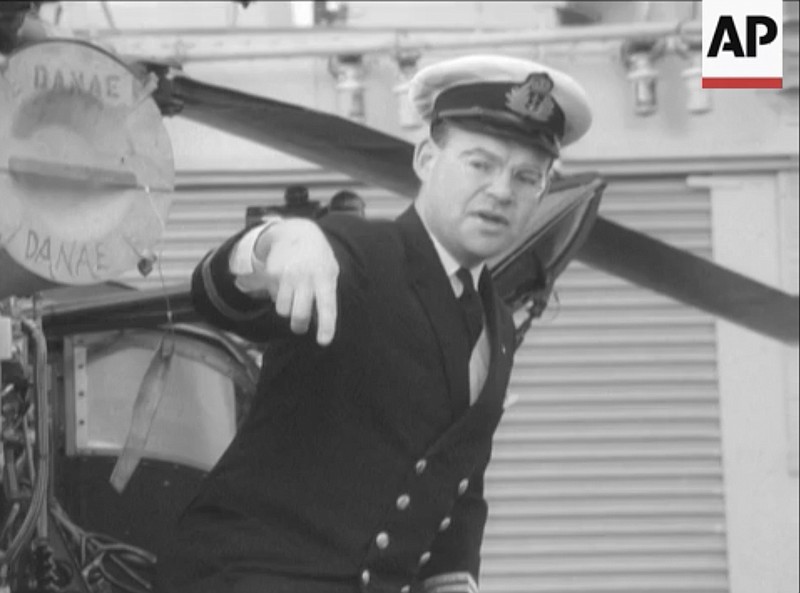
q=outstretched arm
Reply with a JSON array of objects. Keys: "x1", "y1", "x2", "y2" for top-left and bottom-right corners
[
  {"x1": 192, "y1": 217, "x2": 348, "y2": 345},
  {"x1": 249, "y1": 218, "x2": 339, "y2": 345}
]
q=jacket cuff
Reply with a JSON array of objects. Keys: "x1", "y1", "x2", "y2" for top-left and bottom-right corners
[
  {"x1": 422, "y1": 572, "x2": 478, "y2": 593},
  {"x1": 194, "y1": 230, "x2": 274, "y2": 322}
]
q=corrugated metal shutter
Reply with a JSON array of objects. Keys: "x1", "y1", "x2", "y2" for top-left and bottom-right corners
[
  {"x1": 123, "y1": 171, "x2": 728, "y2": 593},
  {"x1": 118, "y1": 171, "x2": 405, "y2": 288},
  {"x1": 482, "y1": 178, "x2": 728, "y2": 593}
]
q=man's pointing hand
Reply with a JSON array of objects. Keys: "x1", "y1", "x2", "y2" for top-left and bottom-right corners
[{"x1": 254, "y1": 219, "x2": 339, "y2": 346}]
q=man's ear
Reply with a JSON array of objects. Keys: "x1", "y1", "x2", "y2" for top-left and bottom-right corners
[{"x1": 412, "y1": 137, "x2": 437, "y2": 182}]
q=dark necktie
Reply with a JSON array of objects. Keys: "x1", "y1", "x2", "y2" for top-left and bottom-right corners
[{"x1": 456, "y1": 267, "x2": 484, "y2": 352}]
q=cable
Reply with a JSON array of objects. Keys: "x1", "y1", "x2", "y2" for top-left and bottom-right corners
[
  {"x1": 50, "y1": 503, "x2": 156, "y2": 593},
  {"x1": 0, "y1": 315, "x2": 158, "y2": 591},
  {"x1": 3, "y1": 318, "x2": 49, "y2": 565}
]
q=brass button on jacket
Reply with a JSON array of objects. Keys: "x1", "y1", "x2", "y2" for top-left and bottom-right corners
[
  {"x1": 396, "y1": 494, "x2": 411, "y2": 510},
  {"x1": 439, "y1": 516, "x2": 452, "y2": 532},
  {"x1": 375, "y1": 532, "x2": 390, "y2": 550}
]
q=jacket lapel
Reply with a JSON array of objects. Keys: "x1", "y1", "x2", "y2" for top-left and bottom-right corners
[
  {"x1": 476, "y1": 271, "x2": 515, "y2": 414},
  {"x1": 397, "y1": 207, "x2": 471, "y2": 417},
  {"x1": 428, "y1": 271, "x2": 516, "y2": 456}
]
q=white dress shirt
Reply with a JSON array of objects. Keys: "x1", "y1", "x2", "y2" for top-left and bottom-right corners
[{"x1": 420, "y1": 216, "x2": 490, "y2": 404}]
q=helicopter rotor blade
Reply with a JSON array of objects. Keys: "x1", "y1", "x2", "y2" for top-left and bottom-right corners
[{"x1": 577, "y1": 217, "x2": 799, "y2": 344}]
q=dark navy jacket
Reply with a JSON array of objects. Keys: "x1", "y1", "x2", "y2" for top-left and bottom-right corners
[{"x1": 156, "y1": 207, "x2": 516, "y2": 593}]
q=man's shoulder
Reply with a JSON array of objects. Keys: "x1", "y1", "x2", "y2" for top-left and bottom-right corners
[
  {"x1": 319, "y1": 212, "x2": 397, "y2": 234},
  {"x1": 319, "y1": 213, "x2": 404, "y2": 256}
]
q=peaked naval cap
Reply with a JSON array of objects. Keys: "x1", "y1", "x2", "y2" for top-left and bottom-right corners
[{"x1": 408, "y1": 55, "x2": 592, "y2": 156}]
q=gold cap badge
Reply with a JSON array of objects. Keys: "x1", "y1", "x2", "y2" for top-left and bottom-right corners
[{"x1": 505, "y1": 73, "x2": 555, "y2": 122}]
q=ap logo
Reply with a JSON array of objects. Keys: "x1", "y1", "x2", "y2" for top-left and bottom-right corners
[{"x1": 702, "y1": 0, "x2": 783, "y2": 88}]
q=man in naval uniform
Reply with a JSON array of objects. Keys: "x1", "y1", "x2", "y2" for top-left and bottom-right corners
[{"x1": 156, "y1": 54, "x2": 592, "y2": 593}]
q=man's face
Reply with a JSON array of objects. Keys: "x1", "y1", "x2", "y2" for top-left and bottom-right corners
[{"x1": 414, "y1": 124, "x2": 552, "y2": 268}]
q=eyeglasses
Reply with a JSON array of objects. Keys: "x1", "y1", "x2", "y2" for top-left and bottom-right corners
[{"x1": 460, "y1": 155, "x2": 550, "y2": 198}]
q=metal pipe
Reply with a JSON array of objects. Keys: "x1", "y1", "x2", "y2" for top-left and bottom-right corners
[{"x1": 99, "y1": 20, "x2": 701, "y2": 63}]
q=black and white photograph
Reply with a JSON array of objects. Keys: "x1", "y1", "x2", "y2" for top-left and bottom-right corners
[{"x1": 1, "y1": 2, "x2": 798, "y2": 592}]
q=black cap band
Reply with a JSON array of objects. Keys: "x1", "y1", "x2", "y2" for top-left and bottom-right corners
[{"x1": 431, "y1": 78, "x2": 565, "y2": 156}]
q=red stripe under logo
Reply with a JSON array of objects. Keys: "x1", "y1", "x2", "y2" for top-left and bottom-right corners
[{"x1": 702, "y1": 77, "x2": 783, "y2": 89}]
